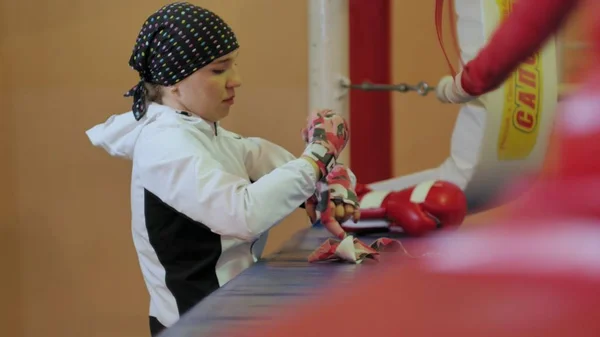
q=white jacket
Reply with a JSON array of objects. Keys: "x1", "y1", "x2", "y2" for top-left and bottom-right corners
[{"x1": 85, "y1": 103, "x2": 326, "y2": 328}]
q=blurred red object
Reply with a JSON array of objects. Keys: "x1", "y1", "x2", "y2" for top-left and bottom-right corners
[
  {"x1": 554, "y1": 70, "x2": 600, "y2": 178},
  {"x1": 225, "y1": 221, "x2": 600, "y2": 337}
]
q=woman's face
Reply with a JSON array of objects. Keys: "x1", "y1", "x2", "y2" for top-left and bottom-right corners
[{"x1": 163, "y1": 49, "x2": 242, "y2": 122}]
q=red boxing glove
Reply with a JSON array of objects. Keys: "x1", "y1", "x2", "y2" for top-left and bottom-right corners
[{"x1": 347, "y1": 180, "x2": 467, "y2": 236}]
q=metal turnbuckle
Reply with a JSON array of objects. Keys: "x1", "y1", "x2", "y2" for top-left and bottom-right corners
[{"x1": 340, "y1": 80, "x2": 435, "y2": 96}]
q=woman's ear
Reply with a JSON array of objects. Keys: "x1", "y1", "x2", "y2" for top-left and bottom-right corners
[{"x1": 168, "y1": 84, "x2": 180, "y2": 96}]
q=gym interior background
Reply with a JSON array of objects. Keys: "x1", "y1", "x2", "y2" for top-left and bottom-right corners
[{"x1": 0, "y1": 1, "x2": 592, "y2": 336}]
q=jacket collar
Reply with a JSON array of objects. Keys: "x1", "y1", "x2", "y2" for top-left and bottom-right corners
[{"x1": 148, "y1": 103, "x2": 220, "y2": 136}]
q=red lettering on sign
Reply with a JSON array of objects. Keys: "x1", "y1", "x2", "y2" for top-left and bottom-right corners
[
  {"x1": 516, "y1": 110, "x2": 534, "y2": 130},
  {"x1": 518, "y1": 92, "x2": 536, "y2": 109},
  {"x1": 518, "y1": 68, "x2": 537, "y2": 88}
]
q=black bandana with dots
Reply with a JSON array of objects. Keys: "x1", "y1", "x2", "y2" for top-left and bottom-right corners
[{"x1": 125, "y1": 2, "x2": 239, "y2": 120}]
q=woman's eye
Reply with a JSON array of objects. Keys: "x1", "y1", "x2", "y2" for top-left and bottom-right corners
[{"x1": 212, "y1": 69, "x2": 226, "y2": 75}]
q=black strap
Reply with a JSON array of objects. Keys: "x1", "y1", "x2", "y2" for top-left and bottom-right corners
[{"x1": 124, "y1": 80, "x2": 148, "y2": 121}]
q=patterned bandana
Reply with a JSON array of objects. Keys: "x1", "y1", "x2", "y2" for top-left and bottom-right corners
[{"x1": 125, "y1": 2, "x2": 239, "y2": 120}]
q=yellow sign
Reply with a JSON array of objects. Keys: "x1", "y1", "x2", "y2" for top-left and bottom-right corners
[{"x1": 495, "y1": 0, "x2": 544, "y2": 160}]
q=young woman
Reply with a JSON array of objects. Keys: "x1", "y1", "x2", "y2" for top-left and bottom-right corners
[
  {"x1": 85, "y1": 2, "x2": 357, "y2": 335},
  {"x1": 436, "y1": 0, "x2": 586, "y2": 103}
]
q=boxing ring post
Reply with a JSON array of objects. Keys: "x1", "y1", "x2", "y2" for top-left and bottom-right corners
[{"x1": 308, "y1": 0, "x2": 351, "y2": 165}]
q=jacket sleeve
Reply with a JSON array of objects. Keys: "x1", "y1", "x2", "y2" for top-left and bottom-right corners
[
  {"x1": 461, "y1": 0, "x2": 580, "y2": 96},
  {"x1": 243, "y1": 137, "x2": 358, "y2": 188},
  {"x1": 243, "y1": 137, "x2": 298, "y2": 182},
  {"x1": 134, "y1": 128, "x2": 318, "y2": 242}
]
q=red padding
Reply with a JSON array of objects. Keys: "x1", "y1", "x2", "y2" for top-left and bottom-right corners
[{"x1": 349, "y1": 0, "x2": 392, "y2": 184}]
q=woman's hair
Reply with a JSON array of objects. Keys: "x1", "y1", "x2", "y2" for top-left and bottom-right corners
[{"x1": 143, "y1": 82, "x2": 164, "y2": 104}]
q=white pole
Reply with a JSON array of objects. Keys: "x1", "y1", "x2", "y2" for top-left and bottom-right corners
[{"x1": 308, "y1": 0, "x2": 351, "y2": 166}]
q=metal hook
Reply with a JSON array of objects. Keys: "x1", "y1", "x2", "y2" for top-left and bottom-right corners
[
  {"x1": 340, "y1": 79, "x2": 435, "y2": 96},
  {"x1": 414, "y1": 81, "x2": 434, "y2": 96}
]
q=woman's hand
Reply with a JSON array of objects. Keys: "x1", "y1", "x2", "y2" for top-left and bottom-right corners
[
  {"x1": 305, "y1": 164, "x2": 360, "y2": 239},
  {"x1": 301, "y1": 109, "x2": 350, "y2": 178}
]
